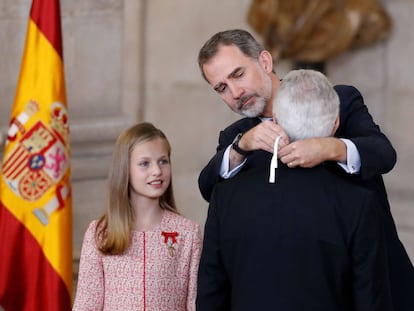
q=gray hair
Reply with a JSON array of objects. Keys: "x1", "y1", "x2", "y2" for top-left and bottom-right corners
[
  {"x1": 198, "y1": 29, "x2": 264, "y2": 81},
  {"x1": 273, "y1": 69, "x2": 339, "y2": 141}
]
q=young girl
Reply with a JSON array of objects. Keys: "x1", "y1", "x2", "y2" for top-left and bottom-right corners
[{"x1": 73, "y1": 122, "x2": 202, "y2": 311}]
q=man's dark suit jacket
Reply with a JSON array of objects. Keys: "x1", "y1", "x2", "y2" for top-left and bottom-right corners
[
  {"x1": 198, "y1": 85, "x2": 414, "y2": 310},
  {"x1": 197, "y1": 164, "x2": 392, "y2": 311}
]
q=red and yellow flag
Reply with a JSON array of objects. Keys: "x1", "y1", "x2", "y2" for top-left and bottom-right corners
[{"x1": 0, "y1": 0, "x2": 72, "y2": 310}]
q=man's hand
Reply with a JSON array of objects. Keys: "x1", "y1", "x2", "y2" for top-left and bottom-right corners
[
  {"x1": 278, "y1": 137, "x2": 347, "y2": 168},
  {"x1": 238, "y1": 120, "x2": 290, "y2": 153}
]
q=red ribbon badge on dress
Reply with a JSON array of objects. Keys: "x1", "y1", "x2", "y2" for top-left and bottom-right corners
[{"x1": 161, "y1": 231, "x2": 178, "y2": 257}]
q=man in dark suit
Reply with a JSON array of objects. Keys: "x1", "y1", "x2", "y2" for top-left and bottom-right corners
[
  {"x1": 197, "y1": 69, "x2": 393, "y2": 311},
  {"x1": 197, "y1": 29, "x2": 414, "y2": 310}
]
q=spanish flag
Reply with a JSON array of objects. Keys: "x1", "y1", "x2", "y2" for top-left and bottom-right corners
[{"x1": 0, "y1": 0, "x2": 72, "y2": 310}]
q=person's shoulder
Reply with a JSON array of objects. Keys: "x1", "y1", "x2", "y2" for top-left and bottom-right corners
[
  {"x1": 85, "y1": 219, "x2": 98, "y2": 234},
  {"x1": 211, "y1": 167, "x2": 268, "y2": 201},
  {"x1": 323, "y1": 167, "x2": 374, "y2": 201},
  {"x1": 223, "y1": 166, "x2": 267, "y2": 186},
  {"x1": 80, "y1": 219, "x2": 100, "y2": 246},
  {"x1": 332, "y1": 173, "x2": 379, "y2": 221},
  {"x1": 164, "y1": 210, "x2": 200, "y2": 233},
  {"x1": 333, "y1": 84, "x2": 362, "y2": 100}
]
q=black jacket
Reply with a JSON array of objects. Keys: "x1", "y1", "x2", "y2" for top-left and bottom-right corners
[{"x1": 197, "y1": 164, "x2": 392, "y2": 311}]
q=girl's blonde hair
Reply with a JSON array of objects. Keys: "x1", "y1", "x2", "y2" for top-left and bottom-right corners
[{"x1": 95, "y1": 122, "x2": 177, "y2": 255}]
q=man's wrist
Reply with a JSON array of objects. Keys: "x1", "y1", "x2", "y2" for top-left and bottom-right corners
[
  {"x1": 330, "y1": 137, "x2": 347, "y2": 163},
  {"x1": 232, "y1": 133, "x2": 252, "y2": 156}
]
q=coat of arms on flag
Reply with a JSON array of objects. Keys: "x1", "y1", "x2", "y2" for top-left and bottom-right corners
[{"x1": 3, "y1": 100, "x2": 70, "y2": 225}]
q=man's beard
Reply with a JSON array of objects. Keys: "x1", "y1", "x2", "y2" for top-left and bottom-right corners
[{"x1": 238, "y1": 95, "x2": 267, "y2": 117}]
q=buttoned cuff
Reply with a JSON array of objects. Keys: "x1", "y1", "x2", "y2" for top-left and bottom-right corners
[
  {"x1": 337, "y1": 138, "x2": 361, "y2": 174},
  {"x1": 220, "y1": 145, "x2": 246, "y2": 178}
]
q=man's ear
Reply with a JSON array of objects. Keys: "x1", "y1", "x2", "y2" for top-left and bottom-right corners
[
  {"x1": 331, "y1": 116, "x2": 340, "y2": 135},
  {"x1": 259, "y1": 50, "x2": 273, "y2": 73},
  {"x1": 272, "y1": 114, "x2": 278, "y2": 124}
]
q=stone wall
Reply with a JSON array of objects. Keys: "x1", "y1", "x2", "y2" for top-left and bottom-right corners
[{"x1": 0, "y1": 0, "x2": 413, "y2": 298}]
